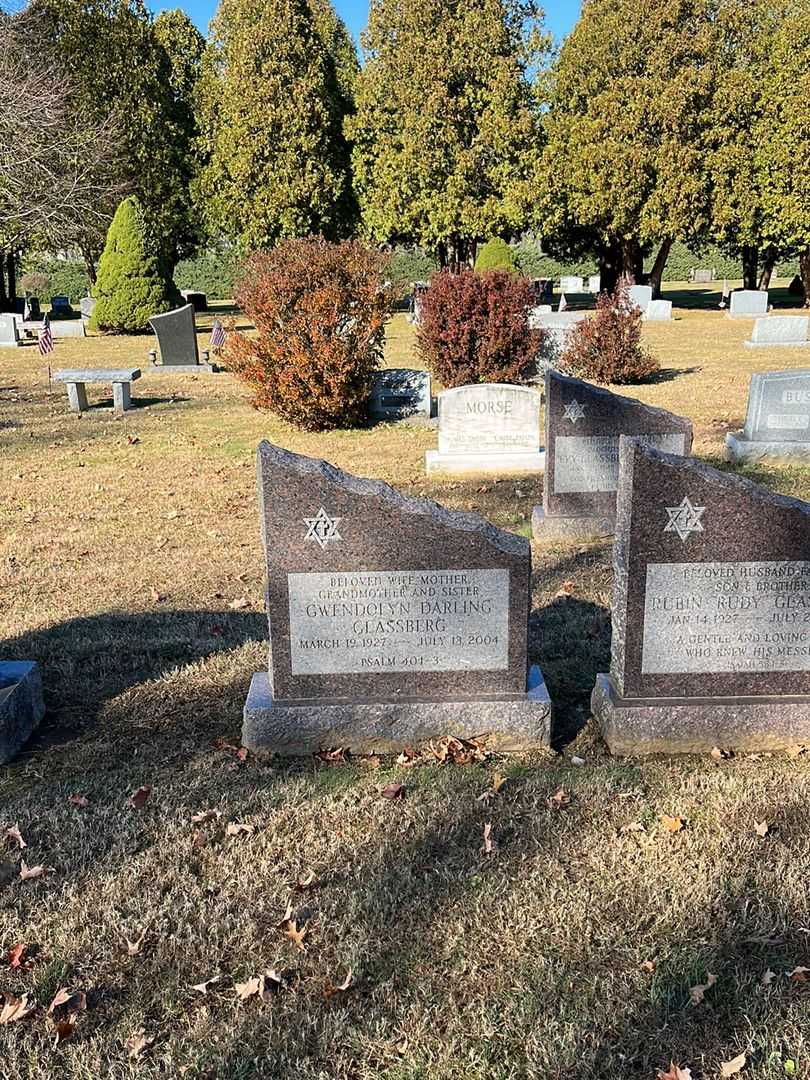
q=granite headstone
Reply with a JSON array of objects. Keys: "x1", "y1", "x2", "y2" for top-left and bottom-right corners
[
  {"x1": 50, "y1": 295, "x2": 73, "y2": 318},
  {"x1": 0, "y1": 661, "x2": 45, "y2": 764},
  {"x1": 369, "y1": 368, "x2": 431, "y2": 421},
  {"x1": 148, "y1": 303, "x2": 212, "y2": 371},
  {"x1": 241, "y1": 442, "x2": 552, "y2": 754},
  {"x1": 644, "y1": 300, "x2": 673, "y2": 322},
  {"x1": 729, "y1": 290, "x2": 769, "y2": 318},
  {"x1": 426, "y1": 384, "x2": 544, "y2": 474},
  {"x1": 588, "y1": 274, "x2": 601, "y2": 294},
  {"x1": 80, "y1": 296, "x2": 97, "y2": 325},
  {"x1": 531, "y1": 310, "x2": 589, "y2": 371},
  {"x1": 744, "y1": 316, "x2": 810, "y2": 349},
  {"x1": 180, "y1": 289, "x2": 208, "y2": 313},
  {"x1": 533, "y1": 370, "x2": 692, "y2": 539},
  {"x1": 592, "y1": 438, "x2": 810, "y2": 754},
  {"x1": 0, "y1": 313, "x2": 21, "y2": 347},
  {"x1": 628, "y1": 285, "x2": 653, "y2": 314},
  {"x1": 560, "y1": 275, "x2": 584, "y2": 293},
  {"x1": 726, "y1": 369, "x2": 810, "y2": 462},
  {"x1": 691, "y1": 268, "x2": 715, "y2": 284}
]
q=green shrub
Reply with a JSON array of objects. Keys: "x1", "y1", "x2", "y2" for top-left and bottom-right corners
[
  {"x1": 19, "y1": 256, "x2": 91, "y2": 303},
  {"x1": 475, "y1": 238, "x2": 517, "y2": 273},
  {"x1": 90, "y1": 196, "x2": 179, "y2": 333},
  {"x1": 387, "y1": 248, "x2": 438, "y2": 299},
  {"x1": 561, "y1": 282, "x2": 658, "y2": 384},
  {"x1": 174, "y1": 248, "x2": 241, "y2": 300}
]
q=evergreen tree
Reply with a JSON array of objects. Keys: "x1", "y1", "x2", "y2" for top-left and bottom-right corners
[
  {"x1": 195, "y1": 0, "x2": 358, "y2": 249},
  {"x1": 475, "y1": 238, "x2": 517, "y2": 273},
  {"x1": 349, "y1": 0, "x2": 546, "y2": 271},
  {"x1": 90, "y1": 196, "x2": 177, "y2": 333}
]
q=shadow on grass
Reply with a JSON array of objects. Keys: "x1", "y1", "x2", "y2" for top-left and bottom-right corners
[{"x1": 645, "y1": 365, "x2": 703, "y2": 384}]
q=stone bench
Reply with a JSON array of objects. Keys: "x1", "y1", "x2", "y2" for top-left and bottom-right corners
[{"x1": 54, "y1": 368, "x2": 141, "y2": 413}]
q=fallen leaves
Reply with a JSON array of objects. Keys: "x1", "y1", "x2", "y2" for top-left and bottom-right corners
[
  {"x1": 47, "y1": 987, "x2": 87, "y2": 1046},
  {"x1": 323, "y1": 970, "x2": 354, "y2": 999},
  {"x1": 315, "y1": 746, "x2": 349, "y2": 765},
  {"x1": 753, "y1": 820, "x2": 770, "y2": 838},
  {"x1": 19, "y1": 861, "x2": 50, "y2": 881},
  {"x1": 0, "y1": 992, "x2": 35, "y2": 1025},
  {"x1": 226, "y1": 822, "x2": 256, "y2": 837},
  {"x1": 761, "y1": 968, "x2": 777, "y2": 986},
  {"x1": 394, "y1": 736, "x2": 489, "y2": 768},
  {"x1": 235, "y1": 970, "x2": 287, "y2": 1002},
  {"x1": 658, "y1": 1064, "x2": 692, "y2": 1080},
  {"x1": 190, "y1": 809, "x2": 222, "y2": 825},
  {"x1": 660, "y1": 814, "x2": 685, "y2": 833},
  {"x1": 4, "y1": 824, "x2": 26, "y2": 850},
  {"x1": 477, "y1": 773, "x2": 508, "y2": 803},
  {"x1": 190, "y1": 975, "x2": 225, "y2": 995},
  {"x1": 546, "y1": 787, "x2": 571, "y2": 810},
  {"x1": 381, "y1": 782, "x2": 405, "y2": 801},
  {"x1": 689, "y1": 972, "x2": 717, "y2": 1005},
  {"x1": 8, "y1": 944, "x2": 26, "y2": 969},
  {"x1": 481, "y1": 822, "x2": 498, "y2": 855},
  {"x1": 129, "y1": 786, "x2": 151, "y2": 810},
  {"x1": 212, "y1": 737, "x2": 249, "y2": 762},
  {"x1": 67, "y1": 794, "x2": 89, "y2": 808},
  {"x1": 125, "y1": 929, "x2": 147, "y2": 957},
  {"x1": 720, "y1": 1052, "x2": 747, "y2": 1077},
  {"x1": 125, "y1": 1029, "x2": 154, "y2": 1058}
]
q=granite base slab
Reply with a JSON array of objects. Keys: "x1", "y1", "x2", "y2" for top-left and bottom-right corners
[
  {"x1": 242, "y1": 666, "x2": 552, "y2": 755},
  {"x1": 149, "y1": 363, "x2": 216, "y2": 374},
  {"x1": 744, "y1": 341, "x2": 810, "y2": 349},
  {"x1": 592, "y1": 673, "x2": 810, "y2": 755},
  {"x1": 0, "y1": 661, "x2": 45, "y2": 764},
  {"x1": 725, "y1": 431, "x2": 810, "y2": 463},
  {"x1": 425, "y1": 450, "x2": 545, "y2": 475},
  {"x1": 532, "y1": 505, "x2": 614, "y2": 540}
]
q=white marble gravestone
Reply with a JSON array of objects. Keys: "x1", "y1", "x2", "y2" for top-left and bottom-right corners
[
  {"x1": 0, "y1": 313, "x2": 21, "y2": 347},
  {"x1": 644, "y1": 300, "x2": 673, "y2": 322},
  {"x1": 628, "y1": 285, "x2": 653, "y2": 314},
  {"x1": 729, "y1": 290, "x2": 769, "y2": 318},
  {"x1": 426, "y1": 384, "x2": 544, "y2": 474},
  {"x1": 560, "y1": 276, "x2": 584, "y2": 293},
  {"x1": 727, "y1": 369, "x2": 810, "y2": 462},
  {"x1": 588, "y1": 274, "x2": 601, "y2": 294},
  {"x1": 745, "y1": 316, "x2": 810, "y2": 349}
]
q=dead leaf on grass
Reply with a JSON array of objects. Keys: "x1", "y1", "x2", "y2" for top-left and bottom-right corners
[
  {"x1": 19, "y1": 861, "x2": 50, "y2": 881},
  {"x1": 228, "y1": 597, "x2": 249, "y2": 610},
  {"x1": 8, "y1": 943, "x2": 26, "y2": 969},
  {"x1": 226, "y1": 822, "x2": 256, "y2": 837},
  {"x1": 125, "y1": 930, "x2": 147, "y2": 956},
  {"x1": 761, "y1": 968, "x2": 777, "y2": 986},
  {"x1": 710, "y1": 747, "x2": 731, "y2": 761},
  {"x1": 547, "y1": 787, "x2": 571, "y2": 810},
  {"x1": 720, "y1": 1052, "x2": 747, "y2": 1077},
  {"x1": 68, "y1": 794, "x2": 89, "y2": 808},
  {"x1": 0, "y1": 992, "x2": 36, "y2": 1024},
  {"x1": 235, "y1": 970, "x2": 286, "y2": 1002},
  {"x1": 381, "y1": 782, "x2": 405, "y2": 801},
  {"x1": 753, "y1": 820, "x2": 770, "y2": 838},
  {"x1": 190, "y1": 975, "x2": 224, "y2": 995},
  {"x1": 478, "y1": 773, "x2": 507, "y2": 802},
  {"x1": 324, "y1": 970, "x2": 354, "y2": 998},
  {"x1": 660, "y1": 814, "x2": 684, "y2": 833},
  {"x1": 641, "y1": 959, "x2": 656, "y2": 973},
  {"x1": 658, "y1": 1064, "x2": 692, "y2": 1080},
  {"x1": 291, "y1": 870, "x2": 317, "y2": 893},
  {"x1": 622, "y1": 821, "x2": 645, "y2": 833},
  {"x1": 129, "y1": 785, "x2": 151, "y2": 810},
  {"x1": 481, "y1": 821, "x2": 498, "y2": 854},
  {"x1": 787, "y1": 966, "x2": 810, "y2": 982},
  {"x1": 281, "y1": 918, "x2": 308, "y2": 951},
  {"x1": 50, "y1": 1016, "x2": 78, "y2": 1046},
  {"x1": 48, "y1": 988, "x2": 87, "y2": 1016},
  {"x1": 5, "y1": 824, "x2": 26, "y2": 850},
  {"x1": 785, "y1": 744, "x2": 807, "y2": 758},
  {"x1": 125, "y1": 1029, "x2": 154, "y2": 1058},
  {"x1": 315, "y1": 747, "x2": 349, "y2": 764},
  {"x1": 689, "y1": 972, "x2": 717, "y2": 1004},
  {"x1": 396, "y1": 747, "x2": 418, "y2": 767},
  {"x1": 190, "y1": 809, "x2": 222, "y2": 825},
  {"x1": 555, "y1": 580, "x2": 576, "y2": 598}
]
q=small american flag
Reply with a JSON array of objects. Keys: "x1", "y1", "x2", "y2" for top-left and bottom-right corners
[
  {"x1": 210, "y1": 319, "x2": 226, "y2": 350},
  {"x1": 558, "y1": 292, "x2": 568, "y2": 312},
  {"x1": 38, "y1": 316, "x2": 54, "y2": 357}
]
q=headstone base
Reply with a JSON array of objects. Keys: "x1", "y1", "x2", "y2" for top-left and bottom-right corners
[
  {"x1": 425, "y1": 449, "x2": 545, "y2": 475},
  {"x1": 744, "y1": 340, "x2": 810, "y2": 349},
  {"x1": 0, "y1": 661, "x2": 45, "y2": 764},
  {"x1": 592, "y1": 673, "x2": 810, "y2": 756},
  {"x1": 725, "y1": 431, "x2": 810, "y2": 463},
  {"x1": 242, "y1": 667, "x2": 552, "y2": 755},
  {"x1": 531, "y1": 505, "x2": 613, "y2": 540},
  {"x1": 149, "y1": 363, "x2": 216, "y2": 374}
]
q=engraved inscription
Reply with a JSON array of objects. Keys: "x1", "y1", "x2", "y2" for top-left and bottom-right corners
[
  {"x1": 439, "y1": 386, "x2": 539, "y2": 455},
  {"x1": 767, "y1": 414, "x2": 809, "y2": 430},
  {"x1": 642, "y1": 561, "x2": 810, "y2": 674},
  {"x1": 554, "y1": 433, "x2": 686, "y2": 494},
  {"x1": 288, "y1": 569, "x2": 510, "y2": 675}
]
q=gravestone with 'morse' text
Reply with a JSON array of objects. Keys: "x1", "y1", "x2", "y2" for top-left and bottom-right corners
[
  {"x1": 533, "y1": 370, "x2": 692, "y2": 539},
  {"x1": 242, "y1": 442, "x2": 552, "y2": 754},
  {"x1": 425, "y1": 384, "x2": 544, "y2": 474},
  {"x1": 592, "y1": 437, "x2": 810, "y2": 754}
]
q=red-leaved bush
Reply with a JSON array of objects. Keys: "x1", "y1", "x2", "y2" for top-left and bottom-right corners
[
  {"x1": 561, "y1": 281, "x2": 659, "y2": 384},
  {"x1": 416, "y1": 270, "x2": 544, "y2": 387},
  {"x1": 225, "y1": 237, "x2": 393, "y2": 431}
]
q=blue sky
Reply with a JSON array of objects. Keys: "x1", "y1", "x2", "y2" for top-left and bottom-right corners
[{"x1": 148, "y1": 0, "x2": 582, "y2": 46}]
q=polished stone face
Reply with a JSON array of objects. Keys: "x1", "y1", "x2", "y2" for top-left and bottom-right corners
[
  {"x1": 729, "y1": 290, "x2": 769, "y2": 317},
  {"x1": 611, "y1": 438, "x2": 810, "y2": 700},
  {"x1": 437, "y1": 384, "x2": 541, "y2": 455},
  {"x1": 644, "y1": 300, "x2": 673, "y2": 321},
  {"x1": 0, "y1": 314, "x2": 19, "y2": 345},
  {"x1": 543, "y1": 371, "x2": 692, "y2": 523},
  {"x1": 628, "y1": 285, "x2": 652, "y2": 312},
  {"x1": 149, "y1": 304, "x2": 200, "y2": 366},
  {"x1": 750, "y1": 317, "x2": 809, "y2": 345},
  {"x1": 743, "y1": 370, "x2": 810, "y2": 442},
  {"x1": 256, "y1": 441, "x2": 531, "y2": 704},
  {"x1": 369, "y1": 368, "x2": 431, "y2": 420}
]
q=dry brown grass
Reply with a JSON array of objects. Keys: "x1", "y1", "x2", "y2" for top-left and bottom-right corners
[{"x1": 2, "y1": 289, "x2": 810, "y2": 1078}]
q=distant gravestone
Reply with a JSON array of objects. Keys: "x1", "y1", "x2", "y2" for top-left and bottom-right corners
[
  {"x1": 691, "y1": 268, "x2": 715, "y2": 284},
  {"x1": 50, "y1": 295, "x2": 73, "y2": 318},
  {"x1": 180, "y1": 290, "x2": 207, "y2": 313},
  {"x1": 644, "y1": 299, "x2": 673, "y2": 322},
  {"x1": 628, "y1": 285, "x2": 653, "y2": 313},
  {"x1": 369, "y1": 368, "x2": 431, "y2": 421},
  {"x1": 729, "y1": 290, "x2": 769, "y2": 318},
  {"x1": 426, "y1": 384, "x2": 544, "y2": 474},
  {"x1": 50, "y1": 320, "x2": 86, "y2": 339},
  {"x1": 409, "y1": 281, "x2": 429, "y2": 325},
  {"x1": 533, "y1": 370, "x2": 692, "y2": 539},
  {"x1": 0, "y1": 313, "x2": 21, "y2": 348},
  {"x1": 148, "y1": 303, "x2": 213, "y2": 372},
  {"x1": 528, "y1": 305, "x2": 553, "y2": 322},
  {"x1": 531, "y1": 310, "x2": 588, "y2": 371},
  {"x1": 588, "y1": 274, "x2": 601, "y2": 294},
  {"x1": 241, "y1": 441, "x2": 552, "y2": 754},
  {"x1": 80, "y1": 297, "x2": 97, "y2": 326},
  {"x1": 0, "y1": 661, "x2": 45, "y2": 764},
  {"x1": 592, "y1": 437, "x2": 810, "y2": 754},
  {"x1": 744, "y1": 316, "x2": 809, "y2": 349},
  {"x1": 726, "y1": 369, "x2": 810, "y2": 463},
  {"x1": 560, "y1": 275, "x2": 584, "y2": 293}
]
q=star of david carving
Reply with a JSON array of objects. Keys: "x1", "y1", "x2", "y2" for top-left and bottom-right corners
[
  {"x1": 663, "y1": 496, "x2": 705, "y2": 542},
  {"x1": 563, "y1": 398, "x2": 587, "y2": 424},
  {"x1": 304, "y1": 507, "x2": 342, "y2": 549}
]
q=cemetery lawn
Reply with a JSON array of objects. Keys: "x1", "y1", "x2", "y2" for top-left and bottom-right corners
[{"x1": 3, "y1": 289, "x2": 810, "y2": 1078}]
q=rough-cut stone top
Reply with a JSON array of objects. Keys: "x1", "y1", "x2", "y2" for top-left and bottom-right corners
[
  {"x1": 54, "y1": 368, "x2": 141, "y2": 382},
  {"x1": 611, "y1": 437, "x2": 810, "y2": 700},
  {"x1": 256, "y1": 441, "x2": 531, "y2": 703},
  {"x1": 544, "y1": 370, "x2": 693, "y2": 521}
]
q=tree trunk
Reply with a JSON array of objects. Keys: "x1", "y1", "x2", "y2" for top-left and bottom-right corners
[
  {"x1": 758, "y1": 247, "x2": 777, "y2": 291},
  {"x1": 6, "y1": 252, "x2": 16, "y2": 303},
  {"x1": 741, "y1": 246, "x2": 759, "y2": 290},
  {"x1": 648, "y1": 240, "x2": 672, "y2": 299},
  {"x1": 800, "y1": 249, "x2": 810, "y2": 309},
  {"x1": 597, "y1": 241, "x2": 623, "y2": 294},
  {"x1": 620, "y1": 238, "x2": 640, "y2": 285},
  {"x1": 79, "y1": 244, "x2": 97, "y2": 285},
  {"x1": 0, "y1": 250, "x2": 6, "y2": 308},
  {"x1": 437, "y1": 241, "x2": 448, "y2": 271}
]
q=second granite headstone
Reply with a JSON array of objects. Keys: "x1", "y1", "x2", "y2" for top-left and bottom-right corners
[
  {"x1": 726, "y1": 369, "x2": 810, "y2": 462},
  {"x1": 242, "y1": 442, "x2": 552, "y2": 754},
  {"x1": 592, "y1": 437, "x2": 810, "y2": 754},
  {"x1": 369, "y1": 368, "x2": 431, "y2": 422},
  {"x1": 533, "y1": 370, "x2": 692, "y2": 539}
]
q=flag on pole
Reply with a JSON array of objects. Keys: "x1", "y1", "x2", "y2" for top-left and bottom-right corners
[
  {"x1": 38, "y1": 315, "x2": 53, "y2": 357},
  {"x1": 558, "y1": 292, "x2": 568, "y2": 312},
  {"x1": 719, "y1": 278, "x2": 730, "y2": 309},
  {"x1": 210, "y1": 319, "x2": 226, "y2": 351}
]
